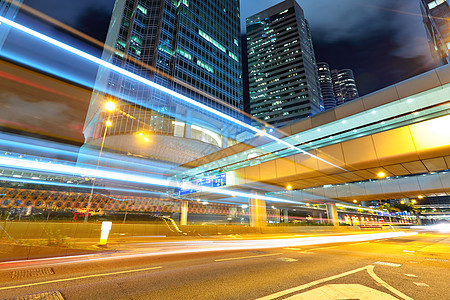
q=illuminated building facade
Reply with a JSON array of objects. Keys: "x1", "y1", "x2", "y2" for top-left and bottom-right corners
[
  {"x1": 246, "y1": 0, "x2": 322, "y2": 128},
  {"x1": 420, "y1": 0, "x2": 450, "y2": 66},
  {"x1": 81, "y1": 0, "x2": 243, "y2": 165},
  {"x1": 0, "y1": 0, "x2": 23, "y2": 49},
  {"x1": 331, "y1": 69, "x2": 358, "y2": 106},
  {"x1": 317, "y1": 62, "x2": 336, "y2": 110}
]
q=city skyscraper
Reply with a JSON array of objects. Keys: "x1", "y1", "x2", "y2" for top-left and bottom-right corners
[
  {"x1": 0, "y1": 0, "x2": 23, "y2": 49},
  {"x1": 331, "y1": 69, "x2": 358, "y2": 106},
  {"x1": 317, "y1": 62, "x2": 336, "y2": 111},
  {"x1": 420, "y1": 0, "x2": 450, "y2": 66},
  {"x1": 246, "y1": 0, "x2": 322, "y2": 128},
  {"x1": 80, "y1": 0, "x2": 243, "y2": 166}
]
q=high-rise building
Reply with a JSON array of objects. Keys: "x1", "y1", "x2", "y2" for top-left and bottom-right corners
[
  {"x1": 80, "y1": 0, "x2": 243, "y2": 166},
  {"x1": 420, "y1": 0, "x2": 450, "y2": 66},
  {"x1": 317, "y1": 62, "x2": 336, "y2": 110},
  {"x1": 331, "y1": 69, "x2": 358, "y2": 106},
  {"x1": 0, "y1": 0, "x2": 23, "y2": 49},
  {"x1": 246, "y1": 0, "x2": 322, "y2": 128}
]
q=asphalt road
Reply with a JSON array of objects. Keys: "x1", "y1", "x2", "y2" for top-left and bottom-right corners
[{"x1": 0, "y1": 231, "x2": 448, "y2": 299}]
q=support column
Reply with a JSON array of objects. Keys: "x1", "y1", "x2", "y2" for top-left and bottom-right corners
[
  {"x1": 283, "y1": 209, "x2": 289, "y2": 223},
  {"x1": 222, "y1": 125, "x2": 228, "y2": 148},
  {"x1": 249, "y1": 197, "x2": 267, "y2": 227},
  {"x1": 184, "y1": 110, "x2": 192, "y2": 138},
  {"x1": 326, "y1": 203, "x2": 339, "y2": 226},
  {"x1": 180, "y1": 200, "x2": 188, "y2": 226}
]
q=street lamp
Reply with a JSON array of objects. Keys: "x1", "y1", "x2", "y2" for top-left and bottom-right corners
[{"x1": 84, "y1": 101, "x2": 115, "y2": 223}]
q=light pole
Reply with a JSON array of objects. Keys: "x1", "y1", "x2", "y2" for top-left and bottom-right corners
[{"x1": 84, "y1": 101, "x2": 115, "y2": 223}]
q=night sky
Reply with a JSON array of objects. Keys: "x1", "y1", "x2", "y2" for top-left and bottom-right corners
[{"x1": 20, "y1": 0, "x2": 437, "y2": 95}]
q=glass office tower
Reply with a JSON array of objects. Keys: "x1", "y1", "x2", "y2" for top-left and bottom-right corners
[
  {"x1": 83, "y1": 0, "x2": 243, "y2": 157},
  {"x1": 246, "y1": 0, "x2": 322, "y2": 128},
  {"x1": 420, "y1": 0, "x2": 450, "y2": 66},
  {"x1": 317, "y1": 62, "x2": 336, "y2": 111},
  {"x1": 331, "y1": 69, "x2": 359, "y2": 106}
]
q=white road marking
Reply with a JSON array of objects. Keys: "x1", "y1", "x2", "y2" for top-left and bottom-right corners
[
  {"x1": 348, "y1": 241, "x2": 370, "y2": 246},
  {"x1": 284, "y1": 284, "x2": 397, "y2": 300},
  {"x1": 0, "y1": 266, "x2": 162, "y2": 291},
  {"x1": 403, "y1": 250, "x2": 415, "y2": 253},
  {"x1": 367, "y1": 265, "x2": 414, "y2": 300},
  {"x1": 256, "y1": 265, "x2": 370, "y2": 300},
  {"x1": 307, "y1": 246, "x2": 339, "y2": 251},
  {"x1": 404, "y1": 274, "x2": 418, "y2": 278},
  {"x1": 276, "y1": 258, "x2": 298, "y2": 263},
  {"x1": 257, "y1": 265, "x2": 414, "y2": 300},
  {"x1": 413, "y1": 282, "x2": 429, "y2": 287},
  {"x1": 374, "y1": 261, "x2": 402, "y2": 267},
  {"x1": 425, "y1": 257, "x2": 448, "y2": 262},
  {"x1": 214, "y1": 252, "x2": 282, "y2": 262}
]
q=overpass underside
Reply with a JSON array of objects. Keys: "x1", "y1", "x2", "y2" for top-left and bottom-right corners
[{"x1": 181, "y1": 65, "x2": 450, "y2": 204}]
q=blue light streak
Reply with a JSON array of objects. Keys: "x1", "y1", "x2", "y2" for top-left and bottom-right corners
[
  {"x1": 0, "y1": 156, "x2": 299, "y2": 204},
  {"x1": 0, "y1": 16, "x2": 348, "y2": 173}
]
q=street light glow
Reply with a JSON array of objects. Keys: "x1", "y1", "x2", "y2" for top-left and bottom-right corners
[
  {"x1": 286, "y1": 185, "x2": 292, "y2": 190},
  {"x1": 377, "y1": 172, "x2": 386, "y2": 178},
  {"x1": 105, "y1": 101, "x2": 116, "y2": 111},
  {"x1": 105, "y1": 120, "x2": 112, "y2": 127},
  {"x1": 418, "y1": 195, "x2": 424, "y2": 199}
]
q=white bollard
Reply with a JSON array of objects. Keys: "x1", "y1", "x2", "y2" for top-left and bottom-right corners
[{"x1": 99, "y1": 221, "x2": 112, "y2": 246}]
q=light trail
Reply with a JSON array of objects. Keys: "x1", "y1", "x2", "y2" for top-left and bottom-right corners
[
  {"x1": 0, "y1": 156, "x2": 299, "y2": 204},
  {"x1": 0, "y1": 16, "x2": 349, "y2": 174},
  {"x1": 0, "y1": 231, "x2": 418, "y2": 271}
]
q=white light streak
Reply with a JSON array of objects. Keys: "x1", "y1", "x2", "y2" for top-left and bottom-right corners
[{"x1": 0, "y1": 16, "x2": 348, "y2": 173}]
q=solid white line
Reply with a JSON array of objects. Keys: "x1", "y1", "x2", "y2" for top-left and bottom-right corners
[
  {"x1": 214, "y1": 253, "x2": 282, "y2": 262},
  {"x1": 367, "y1": 265, "x2": 413, "y2": 300},
  {"x1": 0, "y1": 266, "x2": 162, "y2": 291},
  {"x1": 256, "y1": 265, "x2": 371, "y2": 300}
]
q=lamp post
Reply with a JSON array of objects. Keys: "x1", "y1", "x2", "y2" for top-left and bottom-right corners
[{"x1": 84, "y1": 101, "x2": 115, "y2": 223}]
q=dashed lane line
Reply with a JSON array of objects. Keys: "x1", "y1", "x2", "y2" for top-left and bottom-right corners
[
  {"x1": 413, "y1": 282, "x2": 429, "y2": 287},
  {"x1": 214, "y1": 252, "x2": 282, "y2": 262},
  {"x1": 374, "y1": 261, "x2": 402, "y2": 267},
  {"x1": 348, "y1": 241, "x2": 370, "y2": 246},
  {"x1": 306, "y1": 246, "x2": 339, "y2": 252},
  {"x1": 0, "y1": 266, "x2": 162, "y2": 291}
]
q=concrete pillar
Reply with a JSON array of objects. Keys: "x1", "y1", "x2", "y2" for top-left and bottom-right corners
[
  {"x1": 319, "y1": 212, "x2": 323, "y2": 224},
  {"x1": 180, "y1": 200, "x2": 188, "y2": 226},
  {"x1": 326, "y1": 203, "x2": 339, "y2": 226},
  {"x1": 283, "y1": 209, "x2": 289, "y2": 223},
  {"x1": 360, "y1": 216, "x2": 365, "y2": 226},
  {"x1": 222, "y1": 125, "x2": 228, "y2": 148},
  {"x1": 249, "y1": 197, "x2": 267, "y2": 227},
  {"x1": 184, "y1": 110, "x2": 192, "y2": 138}
]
